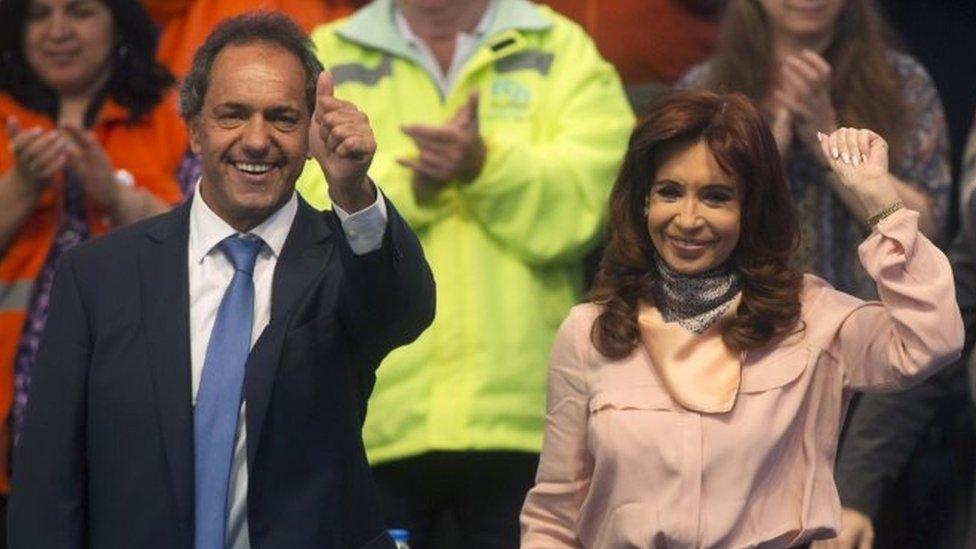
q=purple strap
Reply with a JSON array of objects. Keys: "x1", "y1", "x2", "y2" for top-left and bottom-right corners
[{"x1": 11, "y1": 174, "x2": 91, "y2": 445}]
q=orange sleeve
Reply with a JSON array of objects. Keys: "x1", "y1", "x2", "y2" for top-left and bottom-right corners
[
  {"x1": 97, "y1": 97, "x2": 187, "y2": 218},
  {"x1": 136, "y1": 95, "x2": 187, "y2": 206}
]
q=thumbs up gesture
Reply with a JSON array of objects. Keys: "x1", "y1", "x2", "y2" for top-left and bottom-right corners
[
  {"x1": 309, "y1": 71, "x2": 377, "y2": 212},
  {"x1": 398, "y1": 92, "x2": 486, "y2": 200}
]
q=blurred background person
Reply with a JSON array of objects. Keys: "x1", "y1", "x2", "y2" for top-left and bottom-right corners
[
  {"x1": 0, "y1": 0, "x2": 185, "y2": 537},
  {"x1": 140, "y1": 0, "x2": 368, "y2": 77},
  {"x1": 955, "y1": 186, "x2": 976, "y2": 549},
  {"x1": 878, "y1": 0, "x2": 976, "y2": 232},
  {"x1": 520, "y1": 90, "x2": 962, "y2": 547},
  {"x1": 297, "y1": 0, "x2": 634, "y2": 545},
  {"x1": 960, "y1": 113, "x2": 976, "y2": 227}
]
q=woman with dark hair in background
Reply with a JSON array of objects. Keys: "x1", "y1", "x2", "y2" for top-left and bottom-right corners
[
  {"x1": 0, "y1": 0, "x2": 185, "y2": 534},
  {"x1": 679, "y1": 0, "x2": 949, "y2": 297},
  {"x1": 519, "y1": 90, "x2": 961, "y2": 547}
]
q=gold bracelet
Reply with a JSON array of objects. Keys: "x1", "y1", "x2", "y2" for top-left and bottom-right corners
[{"x1": 867, "y1": 200, "x2": 904, "y2": 226}]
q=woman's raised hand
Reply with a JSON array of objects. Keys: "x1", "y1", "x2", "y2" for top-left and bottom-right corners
[{"x1": 817, "y1": 127, "x2": 902, "y2": 223}]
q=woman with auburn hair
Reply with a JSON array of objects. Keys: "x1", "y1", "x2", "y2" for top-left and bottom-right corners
[
  {"x1": 679, "y1": 2, "x2": 952, "y2": 543},
  {"x1": 519, "y1": 90, "x2": 962, "y2": 547},
  {"x1": 678, "y1": 0, "x2": 950, "y2": 301}
]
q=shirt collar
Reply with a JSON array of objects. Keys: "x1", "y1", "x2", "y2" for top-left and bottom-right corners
[
  {"x1": 188, "y1": 179, "x2": 298, "y2": 264},
  {"x1": 393, "y1": 0, "x2": 497, "y2": 47},
  {"x1": 336, "y1": 0, "x2": 550, "y2": 60}
]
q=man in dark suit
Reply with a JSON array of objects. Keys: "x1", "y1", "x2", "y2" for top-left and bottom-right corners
[{"x1": 8, "y1": 12, "x2": 434, "y2": 549}]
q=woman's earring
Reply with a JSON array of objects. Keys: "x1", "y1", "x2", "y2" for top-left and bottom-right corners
[{"x1": 642, "y1": 196, "x2": 650, "y2": 217}]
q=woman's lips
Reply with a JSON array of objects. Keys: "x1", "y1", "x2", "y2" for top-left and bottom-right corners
[
  {"x1": 786, "y1": 2, "x2": 829, "y2": 16},
  {"x1": 667, "y1": 235, "x2": 715, "y2": 255},
  {"x1": 42, "y1": 50, "x2": 80, "y2": 63}
]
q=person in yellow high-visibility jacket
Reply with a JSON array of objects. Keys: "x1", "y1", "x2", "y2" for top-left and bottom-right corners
[{"x1": 298, "y1": 0, "x2": 633, "y2": 544}]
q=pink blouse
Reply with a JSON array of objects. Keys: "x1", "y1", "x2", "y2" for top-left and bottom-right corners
[{"x1": 520, "y1": 209, "x2": 963, "y2": 548}]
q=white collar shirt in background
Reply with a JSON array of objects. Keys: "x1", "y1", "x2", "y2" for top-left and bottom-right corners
[{"x1": 393, "y1": 0, "x2": 498, "y2": 95}]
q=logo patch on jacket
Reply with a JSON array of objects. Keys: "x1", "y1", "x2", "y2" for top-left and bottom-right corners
[{"x1": 488, "y1": 78, "x2": 532, "y2": 120}]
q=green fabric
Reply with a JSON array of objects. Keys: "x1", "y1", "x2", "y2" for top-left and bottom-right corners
[{"x1": 298, "y1": 0, "x2": 634, "y2": 464}]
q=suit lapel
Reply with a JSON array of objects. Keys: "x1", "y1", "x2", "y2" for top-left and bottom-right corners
[
  {"x1": 139, "y1": 200, "x2": 194, "y2": 540},
  {"x1": 245, "y1": 198, "x2": 334, "y2": 465}
]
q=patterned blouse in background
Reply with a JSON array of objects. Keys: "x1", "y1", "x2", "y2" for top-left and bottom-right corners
[{"x1": 677, "y1": 52, "x2": 951, "y2": 299}]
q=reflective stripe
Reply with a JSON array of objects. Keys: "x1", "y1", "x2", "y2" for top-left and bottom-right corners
[
  {"x1": 495, "y1": 49, "x2": 554, "y2": 76},
  {"x1": 0, "y1": 280, "x2": 33, "y2": 313},
  {"x1": 332, "y1": 55, "x2": 393, "y2": 87}
]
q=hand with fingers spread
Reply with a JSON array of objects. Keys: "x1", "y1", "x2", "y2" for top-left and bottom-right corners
[
  {"x1": 310, "y1": 70, "x2": 377, "y2": 212},
  {"x1": 772, "y1": 49, "x2": 837, "y2": 138},
  {"x1": 60, "y1": 123, "x2": 120, "y2": 209},
  {"x1": 817, "y1": 127, "x2": 901, "y2": 223},
  {"x1": 398, "y1": 92, "x2": 486, "y2": 199},
  {"x1": 810, "y1": 507, "x2": 875, "y2": 549},
  {"x1": 6, "y1": 117, "x2": 67, "y2": 196}
]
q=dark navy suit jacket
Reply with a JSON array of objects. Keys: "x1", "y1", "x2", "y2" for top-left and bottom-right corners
[{"x1": 9, "y1": 195, "x2": 435, "y2": 548}]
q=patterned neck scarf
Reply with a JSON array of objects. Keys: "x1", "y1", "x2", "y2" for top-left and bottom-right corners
[{"x1": 651, "y1": 254, "x2": 741, "y2": 334}]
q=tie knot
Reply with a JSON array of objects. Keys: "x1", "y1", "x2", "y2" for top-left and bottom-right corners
[{"x1": 219, "y1": 236, "x2": 263, "y2": 275}]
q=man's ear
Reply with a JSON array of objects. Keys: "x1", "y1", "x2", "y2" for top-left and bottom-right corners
[{"x1": 188, "y1": 117, "x2": 202, "y2": 156}]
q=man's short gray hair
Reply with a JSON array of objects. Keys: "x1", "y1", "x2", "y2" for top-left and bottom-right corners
[{"x1": 179, "y1": 11, "x2": 324, "y2": 120}]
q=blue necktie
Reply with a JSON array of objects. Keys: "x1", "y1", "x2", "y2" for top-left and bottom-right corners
[{"x1": 194, "y1": 235, "x2": 263, "y2": 549}]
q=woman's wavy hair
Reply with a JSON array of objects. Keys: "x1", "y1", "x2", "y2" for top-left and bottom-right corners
[
  {"x1": 703, "y1": 0, "x2": 908, "y2": 160},
  {"x1": 588, "y1": 90, "x2": 803, "y2": 359},
  {"x1": 0, "y1": 0, "x2": 175, "y2": 126}
]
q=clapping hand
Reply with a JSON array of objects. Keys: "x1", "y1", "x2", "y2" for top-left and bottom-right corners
[
  {"x1": 5, "y1": 117, "x2": 67, "y2": 194},
  {"x1": 310, "y1": 70, "x2": 377, "y2": 212},
  {"x1": 398, "y1": 92, "x2": 486, "y2": 202},
  {"x1": 772, "y1": 50, "x2": 837, "y2": 136},
  {"x1": 817, "y1": 127, "x2": 901, "y2": 222},
  {"x1": 61, "y1": 124, "x2": 120, "y2": 209}
]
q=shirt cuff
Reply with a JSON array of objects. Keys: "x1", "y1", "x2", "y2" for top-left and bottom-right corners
[{"x1": 332, "y1": 188, "x2": 388, "y2": 255}]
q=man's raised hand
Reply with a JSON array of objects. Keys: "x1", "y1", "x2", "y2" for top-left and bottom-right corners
[{"x1": 310, "y1": 70, "x2": 377, "y2": 212}]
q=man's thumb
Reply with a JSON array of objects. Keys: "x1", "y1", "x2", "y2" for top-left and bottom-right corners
[{"x1": 317, "y1": 70, "x2": 334, "y2": 101}]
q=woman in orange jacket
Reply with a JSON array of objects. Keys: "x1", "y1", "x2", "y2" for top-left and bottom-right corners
[{"x1": 0, "y1": 0, "x2": 185, "y2": 504}]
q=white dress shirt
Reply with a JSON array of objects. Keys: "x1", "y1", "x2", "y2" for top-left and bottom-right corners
[
  {"x1": 187, "y1": 185, "x2": 387, "y2": 549},
  {"x1": 393, "y1": 0, "x2": 498, "y2": 95}
]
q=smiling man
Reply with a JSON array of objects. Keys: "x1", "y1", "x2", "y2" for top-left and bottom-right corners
[{"x1": 9, "y1": 12, "x2": 434, "y2": 549}]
